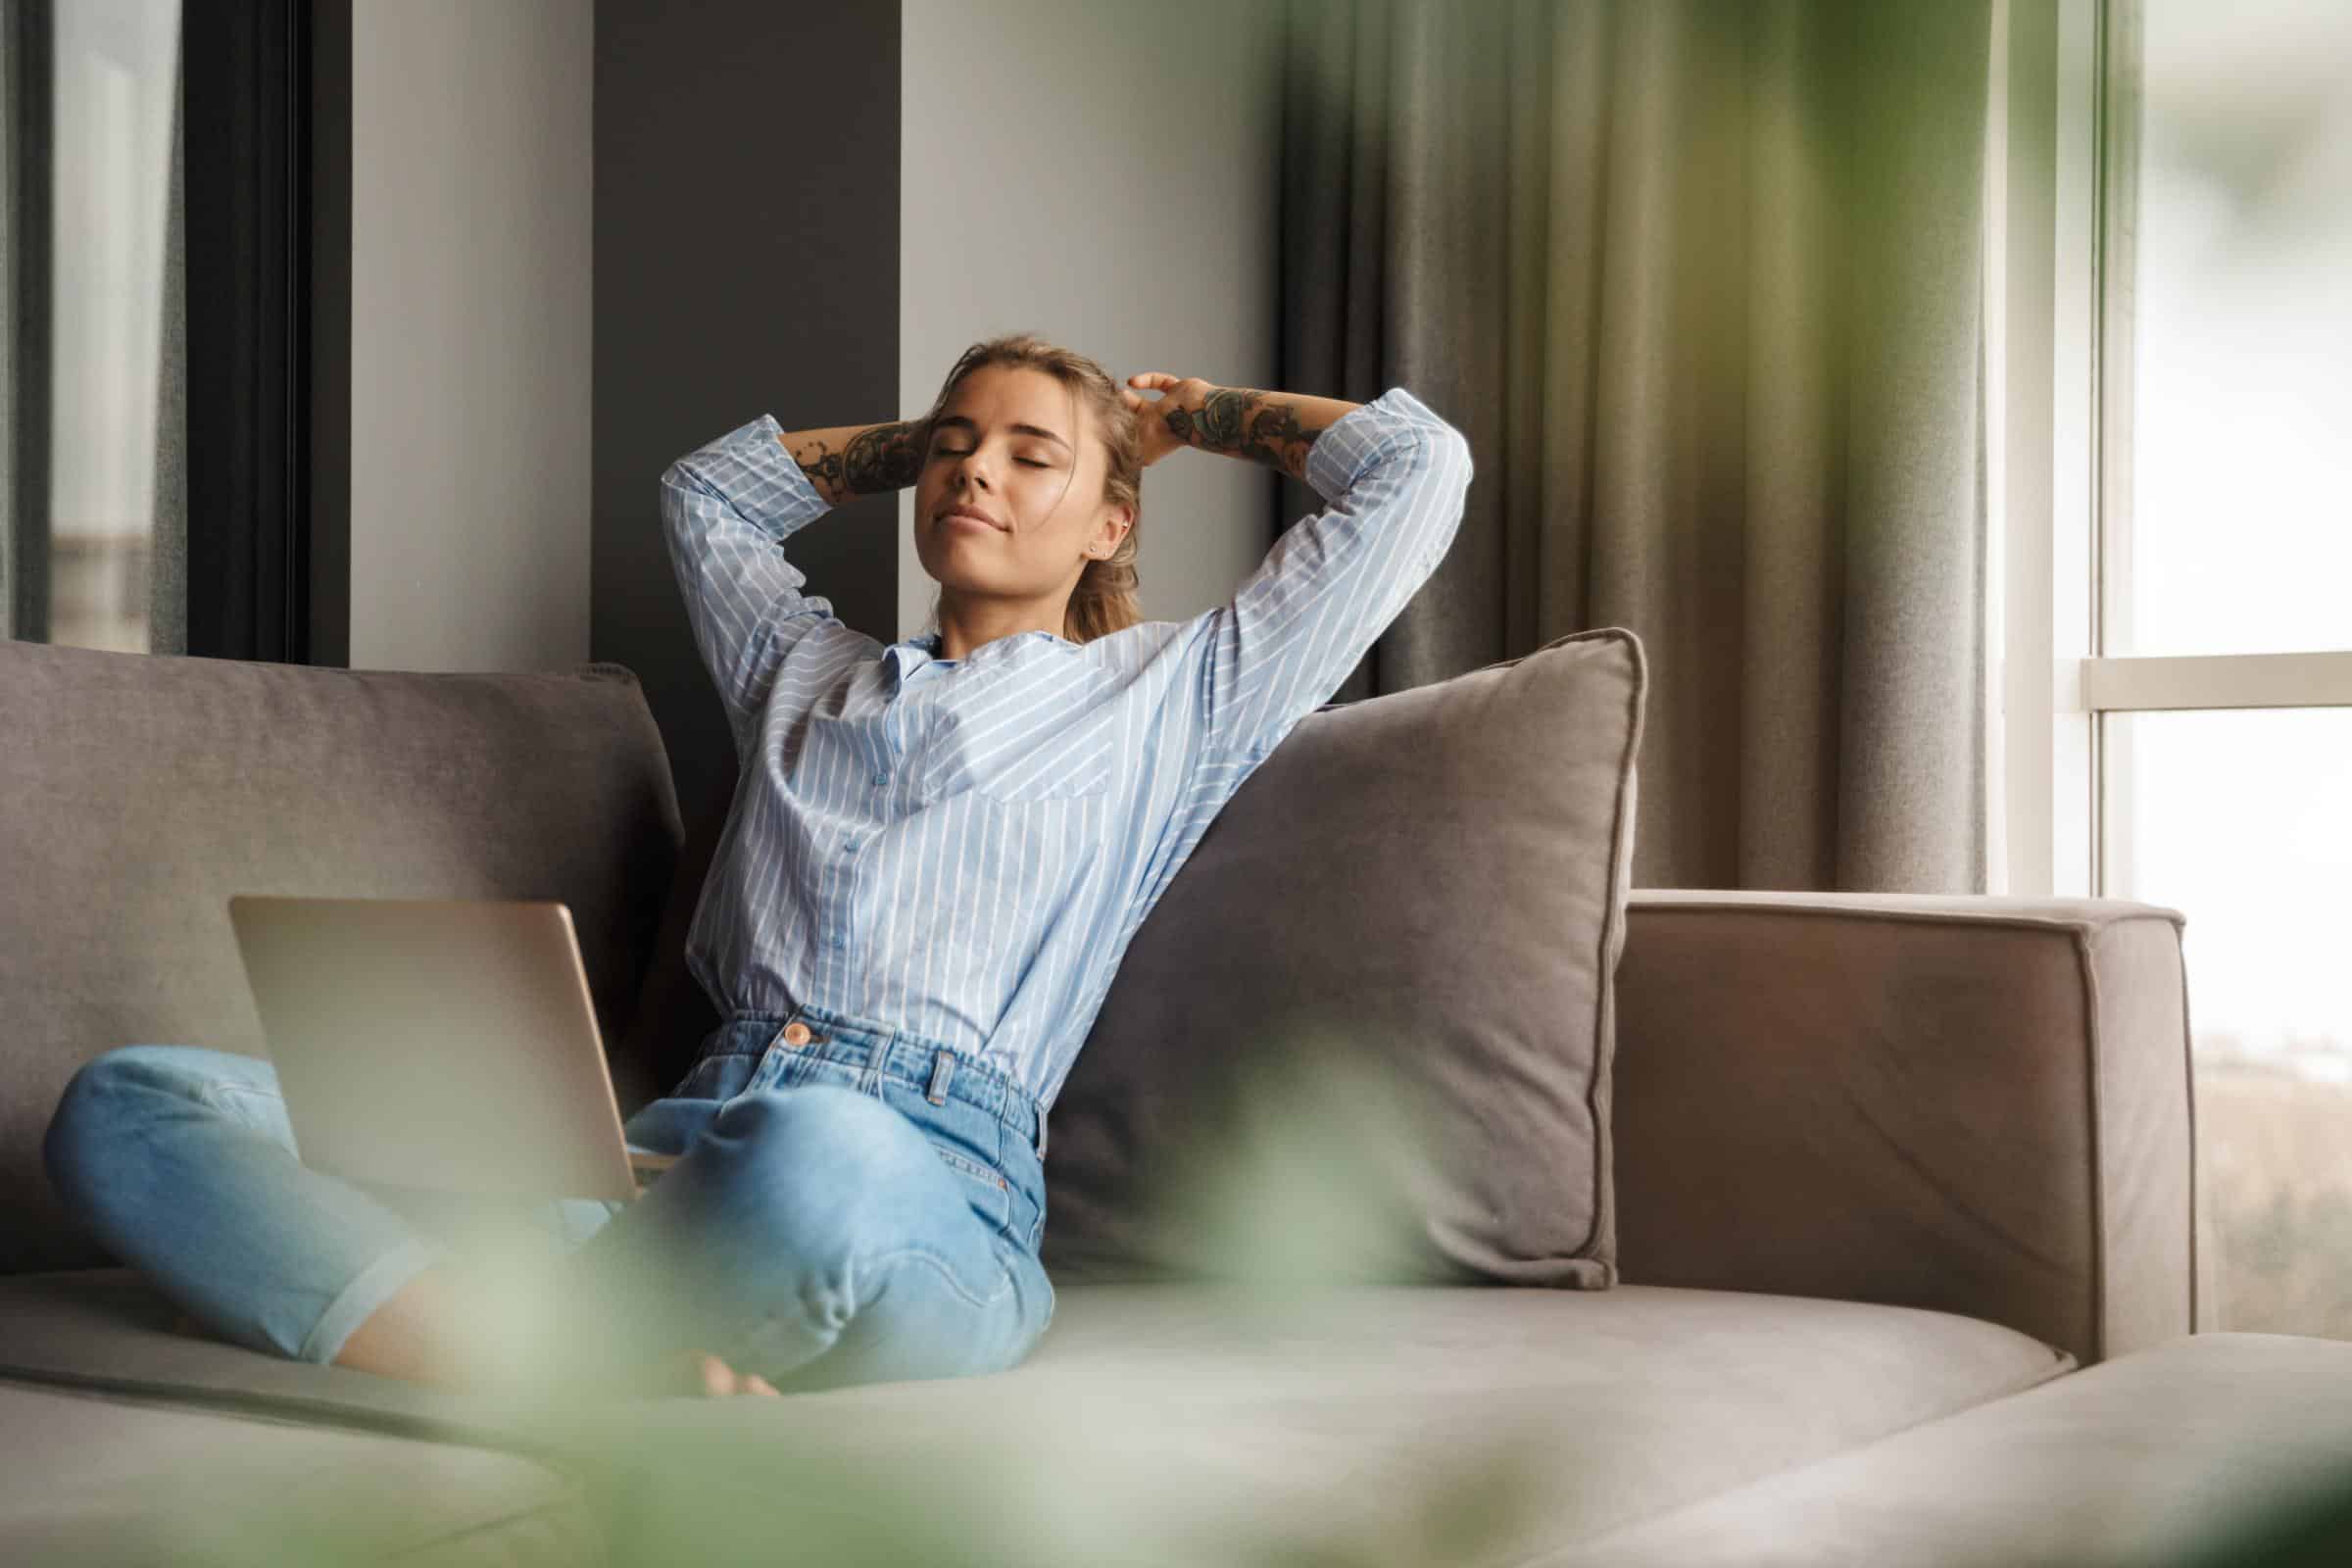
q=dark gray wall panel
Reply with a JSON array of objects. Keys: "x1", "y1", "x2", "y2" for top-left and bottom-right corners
[{"x1": 593, "y1": 0, "x2": 901, "y2": 848}]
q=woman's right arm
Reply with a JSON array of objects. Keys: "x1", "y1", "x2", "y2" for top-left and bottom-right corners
[
  {"x1": 660, "y1": 413, "x2": 927, "y2": 760},
  {"x1": 777, "y1": 416, "x2": 927, "y2": 508}
]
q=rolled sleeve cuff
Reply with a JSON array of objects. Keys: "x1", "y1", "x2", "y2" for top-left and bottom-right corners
[
  {"x1": 1302, "y1": 386, "x2": 1451, "y2": 501},
  {"x1": 674, "y1": 414, "x2": 833, "y2": 538}
]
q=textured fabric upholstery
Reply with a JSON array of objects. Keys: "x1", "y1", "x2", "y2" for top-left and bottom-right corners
[
  {"x1": 576, "y1": 1283, "x2": 2067, "y2": 1564},
  {"x1": 0, "y1": 1379, "x2": 599, "y2": 1565},
  {"x1": 0, "y1": 640, "x2": 684, "y2": 1272},
  {"x1": 1612, "y1": 892, "x2": 2199, "y2": 1366},
  {"x1": 1559, "y1": 1332, "x2": 2352, "y2": 1566},
  {"x1": 0, "y1": 1269, "x2": 2067, "y2": 1564},
  {"x1": 1042, "y1": 629, "x2": 1645, "y2": 1288}
]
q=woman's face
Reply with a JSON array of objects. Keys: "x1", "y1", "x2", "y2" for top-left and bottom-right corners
[{"x1": 911, "y1": 365, "x2": 1130, "y2": 611}]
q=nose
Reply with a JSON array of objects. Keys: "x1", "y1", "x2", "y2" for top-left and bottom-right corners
[{"x1": 952, "y1": 443, "x2": 995, "y2": 491}]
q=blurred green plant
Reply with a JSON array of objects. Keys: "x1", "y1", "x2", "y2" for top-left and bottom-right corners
[
  {"x1": 122, "y1": 1030, "x2": 1556, "y2": 1567},
  {"x1": 2169, "y1": 1464, "x2": 2352, "y2": 1568},
  {"x1": 103, "y1": 1038, "x2": 2352, "y2": 1567}
]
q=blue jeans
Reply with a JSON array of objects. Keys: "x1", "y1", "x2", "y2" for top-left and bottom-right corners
[{"x1": 42, "y1": 1003, "x2": 1056, "y2": 1392}]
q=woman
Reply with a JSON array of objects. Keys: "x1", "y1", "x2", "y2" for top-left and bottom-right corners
[{"x1": 42, "y1": 333, "x2": 1474, "y2": 1397}]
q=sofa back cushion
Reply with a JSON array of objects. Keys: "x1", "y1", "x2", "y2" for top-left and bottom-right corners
[
  {"x1": 1042, "y1": 628, "x2": 1646, "y2": 1288},
  {"x1": 0, "y1": 641, "x2": 682, "y2": 1273}
]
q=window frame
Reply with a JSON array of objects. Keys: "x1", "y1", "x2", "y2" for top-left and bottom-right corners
[
  {"x1": 1995, "y1": 0, "x2": 2352, "y2": 901},
  {"x1": 181, "y1": 0, "x2": 351, "y2": 665}
]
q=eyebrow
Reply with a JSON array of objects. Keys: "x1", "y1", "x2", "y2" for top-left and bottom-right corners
[{"x1": 931, "y1": 415, "x2": 1071, "y2": 453}]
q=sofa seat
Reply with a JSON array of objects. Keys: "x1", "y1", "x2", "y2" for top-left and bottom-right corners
[
  {"x1": 0, "y1": 1380, "x2": 599, "y2": 1566},
  {"x1": 1551, "y1": 1331, "x2": 2352, "y2": 1567},
  {"x1": 0, "y1": 1269, "x2": 2070, "y2": 1564}
]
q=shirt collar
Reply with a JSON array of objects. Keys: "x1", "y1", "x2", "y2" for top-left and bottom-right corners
[{"x1": 882, "y1": 628, "x2": 1073, "y2": 689}]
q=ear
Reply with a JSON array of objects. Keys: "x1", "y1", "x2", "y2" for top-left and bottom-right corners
[{"x1": 1090, "y1": 506, "x2": 1134, "y2": 559}]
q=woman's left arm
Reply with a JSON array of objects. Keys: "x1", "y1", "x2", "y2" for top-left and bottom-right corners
[
  {"x1": 1121, "y1": 373, "x2": 1474, "y2": 771},
  {"x1": 1120, "y1": 375, "x2": 1362, "y2": 483}
]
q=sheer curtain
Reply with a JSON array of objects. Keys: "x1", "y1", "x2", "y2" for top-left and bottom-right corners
[
  {"x1": 1279, "y1": 0, "x2": 1993, "y2": 894},
  {"x1": 2, "y1": 0, "x2": 184, "y2": 655}
]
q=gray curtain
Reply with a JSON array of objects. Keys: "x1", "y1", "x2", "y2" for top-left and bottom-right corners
[
  {"x1": 1281, "y1": 0, "x2": 1990, "y2": 894},
  {"x1": 149, "y1": 18, "x2": 185, "y2": 655},
  {"x1": 1, "y1": 0, "x2": 50, "y2": 644}
]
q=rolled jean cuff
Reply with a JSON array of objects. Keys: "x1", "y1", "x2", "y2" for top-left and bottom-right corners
[{"x1": 297, "y1": 1235, "x2": 448, "y2": 1366}]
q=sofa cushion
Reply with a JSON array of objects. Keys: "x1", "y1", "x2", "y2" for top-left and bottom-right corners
[
  {"x1": 1557, "y1": 1332, "x2": 2352, "y2": 1566},
  {"x1": 0, "y1": 1269, "x2": 2068, "y2": 1564},
  {"x1": 0, "y1": 1379, "x2": 599, "y2": 1566},
  {"x1": 1042, "y1": 628, "x2": 1645, "y2": 1289},
  {"x1": 0, "y1": 642, "x2": 684, "y2": 1273}
]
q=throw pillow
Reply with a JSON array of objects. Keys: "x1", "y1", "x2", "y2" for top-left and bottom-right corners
[{"x1": 1042, "y1": 628, "x2": 1646, "y2": 1289}]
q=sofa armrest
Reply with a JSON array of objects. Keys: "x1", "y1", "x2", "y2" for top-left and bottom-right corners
[{"x1": 1611, "y1": 891, "x2": 2202, "y2": 1366}]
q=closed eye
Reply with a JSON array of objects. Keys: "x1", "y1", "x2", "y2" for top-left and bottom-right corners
[{"x1": 931, "y1": 446, "x2": 1052, "y2": 468}]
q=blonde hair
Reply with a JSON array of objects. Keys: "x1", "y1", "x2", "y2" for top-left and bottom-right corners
[{"x1": 917, "y1": 332, "x2": 1143, "y2": 644}]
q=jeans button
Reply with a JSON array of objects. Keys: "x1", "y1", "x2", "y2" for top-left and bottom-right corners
[{"x1": 782, "y1": 1021, "x2": 812, "y2": 1047}]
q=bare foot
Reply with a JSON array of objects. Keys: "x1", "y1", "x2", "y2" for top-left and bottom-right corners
[
  {"x1": 324, "y1": 1265, "x2": 784, "y2": 1398},
  {"x1": 686, "y1": 1349, "x2": 779, "y2": 1397}
]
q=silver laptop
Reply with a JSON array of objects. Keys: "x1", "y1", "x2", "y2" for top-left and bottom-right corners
[{"x1": 228, "y1": 896, "x2": 672, "y2": 1201}]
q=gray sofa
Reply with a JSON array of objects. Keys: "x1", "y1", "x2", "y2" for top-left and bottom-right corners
[{"x1": 4, "y1": 635, "x2": 2348, "y2": 1567}]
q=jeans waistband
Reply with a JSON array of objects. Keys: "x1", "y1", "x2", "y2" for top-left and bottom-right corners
[{"x1": 710, "y1": 1003, "x2": 1047, "y2": 1159}]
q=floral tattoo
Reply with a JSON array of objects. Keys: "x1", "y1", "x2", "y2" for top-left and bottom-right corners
[
  {"x1": 796, "y1": 419, "x2": 926, "y2": 501},
  {"x1": 1164, "y1": 389, "x2": 1325, "y2": 481}
]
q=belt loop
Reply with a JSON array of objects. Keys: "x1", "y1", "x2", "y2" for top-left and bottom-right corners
[
  {"x1": 926, "y1": 1048, "x2": 956, "y2": 1106},
  {"x1": 1034, "y1": 1105, "x2": 1049, "y2": 1158}
]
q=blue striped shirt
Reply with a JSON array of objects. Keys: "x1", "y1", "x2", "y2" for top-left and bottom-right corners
[{"x1": 660, "y1": 385, "x2": 1472, "y2": 1119}]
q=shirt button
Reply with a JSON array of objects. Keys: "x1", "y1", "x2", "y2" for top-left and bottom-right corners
[{"x1": 871, "y1": 771, "x2": 886, "y2": 787}]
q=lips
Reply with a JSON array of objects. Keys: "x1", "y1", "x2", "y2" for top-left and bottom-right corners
[{"x1": 939, "y1": 503, "x2": 1005, "y2": 531}]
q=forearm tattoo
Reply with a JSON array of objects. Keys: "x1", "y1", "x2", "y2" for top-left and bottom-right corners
[
  {"x1": 1164, "y1": 389, "x2": 1325, "y2": 481},
  {"x1": 795, "y1": 419, "x2": 925, "y2": 501}
]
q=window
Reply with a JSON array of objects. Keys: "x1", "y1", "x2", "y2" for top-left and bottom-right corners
[
  {"x1": 2, "y1": 0, "x2": 349, "y2": 664},
  {"x1": 28, "y1": 0, "x2": 184, "y2": 653},
  {"x1": 2001, "y1": 0, "x2": 2352, "y2": 1340}
]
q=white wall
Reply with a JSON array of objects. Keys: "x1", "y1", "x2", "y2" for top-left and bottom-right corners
[
  {"x1": 349, "y1": 0, "x2": 592, "y2": 672},
  {"x1": 899, "y1": 1, "x2": 1282, "y2": 640}
]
